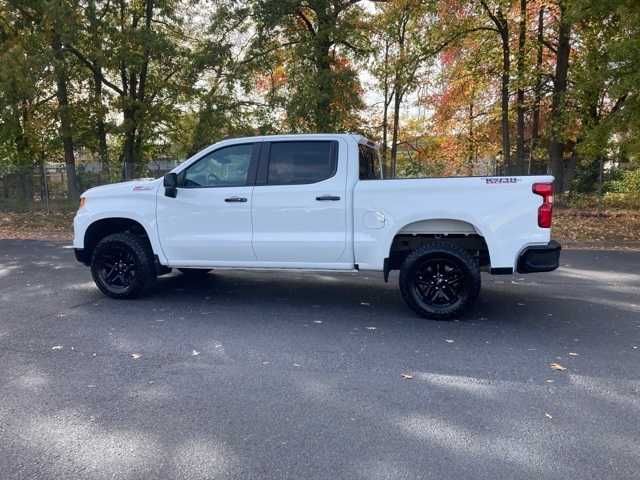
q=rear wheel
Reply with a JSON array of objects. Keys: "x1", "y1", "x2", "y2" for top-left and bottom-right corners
[
  {"x1": 399, "y1": 242, "x2": 480, "y2": 320},
  {"x1": 91, "y1": 232, "x2": 156, "y2": 299}
]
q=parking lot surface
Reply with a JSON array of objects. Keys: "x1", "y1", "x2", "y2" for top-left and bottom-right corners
[{"x1": 1, "y1": 240, "x2": 639, "y2": 479}]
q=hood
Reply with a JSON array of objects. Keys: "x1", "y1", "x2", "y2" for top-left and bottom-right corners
[{"x1": 82, "y1": 178, "x2": 161, "y2": 197}]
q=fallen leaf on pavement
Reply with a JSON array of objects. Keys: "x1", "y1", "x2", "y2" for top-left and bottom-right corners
[
  {"x1": 550, "y1": 362, "x2": 567, "y2": 371},
  {"x1": 401, "y1": 373, "x2": 414, "y2": 380}
]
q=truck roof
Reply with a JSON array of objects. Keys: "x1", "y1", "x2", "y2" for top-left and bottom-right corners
[{"x1": 216, "y1": 133, "x2": 376, "y2": 147}]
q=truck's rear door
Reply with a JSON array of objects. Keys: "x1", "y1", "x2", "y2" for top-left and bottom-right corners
[{"x1": 251, "y1": 139, "x2": 349, "y2": 265}]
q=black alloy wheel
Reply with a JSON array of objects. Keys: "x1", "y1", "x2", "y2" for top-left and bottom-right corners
[
  {"x1": 95, "y1": 244, "x2": 138, "y2": 294},
  {"x1": 413, "y1": 256, "x2": 465, "y2": 308},
  {"x1": 91, "y1": 232, "x2": 156, "y2": 299},
  {"x1": 399, "y1": 242, "x2": 481, "y2": 320}
]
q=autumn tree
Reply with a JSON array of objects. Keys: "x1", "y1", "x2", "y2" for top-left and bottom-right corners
[{"x1": 251, "y1": 0, "x2": 368, "y2": 132}]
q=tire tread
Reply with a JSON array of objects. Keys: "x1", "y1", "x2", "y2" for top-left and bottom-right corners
[
  {"x1": 91, "y1": 232, "x2": 156, "y2": 299},
  {"x1": 399, "y1": 241, "x2": 481, "y2": 320}
]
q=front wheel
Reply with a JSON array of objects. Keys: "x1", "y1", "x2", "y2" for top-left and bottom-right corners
[
  {"x1": 91, "y1": 232, "x2": 157, "y2": 299},
  {"x1": 399, "y1": 242, "x2": 481, "y2": 320}
]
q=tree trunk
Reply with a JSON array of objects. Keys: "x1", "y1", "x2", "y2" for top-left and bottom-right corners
[
  {"x1": 38, "y1": 153, "x2": 50, "y2": 212},
  {"x1": 381, "y1": 40, "x2": 390, "y2": 177},
  {"x1": 481, "y1": 3, "x2": 512, "y2": 174},
  {"x1": 515, "y1": 0, "x2": 527, "y2": 175},
  {"x1": 390, "y1": 14, "x2": 408, "y2": 178},
  {"x1": 313, "y1": 11, "x2": 333, "y2": 132},
  {"x1": 16, "y1": 171, "x2": 33, "y2": 206},
  {"x1": 467, "y1": 100, "x2": 475, "y2": 175},
  {"x1": 52, "y1": 31, "x2": 79, "y2": 201},
  {"x1": 549, "y1": 2, "x2": 571, "y2": 192},
  {"x1": 2, "y1": 176, "x2": 9, "y2": 199},
  {"x1": 530, "y1": 6, "x2": 544, "y2": 174},
  {"x1": 390, "y1": 86, "x2": 402, "y2": 178},
  {"x1": 88, "y1": 0, "x2": 109, "y2": 181},
  {"x1": 122, "y1": 107, "x2": 137, "y2": 180},
  {"x1": 596, "y1": 154, "x2": 604, "y2": 209},
  {"x1": 121, "y1": 0, "x2": 153, "y2": 179},
  {"x1": 500, "y1": 29, "x2": 511, "y2": 174},
  {"x1": 14, "y1": 103, "x2": 34, "y2": 205}
]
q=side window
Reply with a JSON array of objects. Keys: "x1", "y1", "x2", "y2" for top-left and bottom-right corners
[
  {"x1": 359, "y1": 144, "x2": 382, "y2": 180},
  {"x1": 182, "y1": 144, "x2": 254, "y2": 188},
  {"x1": 267, "y1": 141, "x2": 336, "y2": 185}
]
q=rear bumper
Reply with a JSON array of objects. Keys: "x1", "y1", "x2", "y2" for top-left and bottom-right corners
[{"x1": 517, "y1": 240, "x2": 561, "y2": 273}]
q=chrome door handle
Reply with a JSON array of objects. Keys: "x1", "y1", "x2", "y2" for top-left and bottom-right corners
[
  {"x1": 316, "y1": 195, "x2": 341, "y2": 201},
  {"x1": 224, "y1": 196, "x2": 247, "y2": 203}
]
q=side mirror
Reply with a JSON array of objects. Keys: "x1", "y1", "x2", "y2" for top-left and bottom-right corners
[{"x1": 163, "y1": 172, "x2": 178, "y2": 198}]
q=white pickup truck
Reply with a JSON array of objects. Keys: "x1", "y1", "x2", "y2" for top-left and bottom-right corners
[{"x1": 73, "y1": 134, "x2": 560, "y2": 319}]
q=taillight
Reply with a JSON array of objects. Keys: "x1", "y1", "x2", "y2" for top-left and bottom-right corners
[{"x1": 533, "y1": 183, "x2": 553, "y2": 228}]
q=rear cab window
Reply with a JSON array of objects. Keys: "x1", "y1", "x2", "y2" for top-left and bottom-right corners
[
  {"x1": 359, "y1": 144, "x2": 382, "y2": 180},
  {"x1": 264, "y1": 141, "x2": 337, "y2": 185}
]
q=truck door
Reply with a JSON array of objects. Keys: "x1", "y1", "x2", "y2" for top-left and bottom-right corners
[
  {"x1": 251, "y1": 140, "x2": 349, "y2": 265},
  {"x1": 156, "y1": 142, "x2": 258, "y2": 265}
]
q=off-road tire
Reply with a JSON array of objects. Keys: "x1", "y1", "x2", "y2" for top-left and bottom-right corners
[
  {"x1": 399, "y1": 241, "x2": 481, "y2": 320},
  {"x1": 90, "y1": 232, "x2": 157, "y2": 299}
]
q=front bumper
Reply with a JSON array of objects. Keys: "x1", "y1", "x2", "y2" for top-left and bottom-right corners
[{"x1": 517, "y1": 240, "x2": 561, "y2": 273}]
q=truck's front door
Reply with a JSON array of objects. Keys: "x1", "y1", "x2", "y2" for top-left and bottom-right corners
[
  {"x1": 156, "y1": 142, "x2": 258, "y2": 265},
  {"x1": 251, "y1": 140, "x2": 349, "y2": 266}
]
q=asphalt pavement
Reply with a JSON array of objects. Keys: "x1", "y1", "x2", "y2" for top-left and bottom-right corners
[{"x1": 0, "y1": 239, "x2": 639, "y2": 480}]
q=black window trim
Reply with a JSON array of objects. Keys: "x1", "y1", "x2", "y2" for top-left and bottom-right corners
[
  {"x1": 256, "y1": 140, "x2": 339, "y2": 186},
  {"x1": 178, "y1": 142, "x2": 260, "y2": 189}
]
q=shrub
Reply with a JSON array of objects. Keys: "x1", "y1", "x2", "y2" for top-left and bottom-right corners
[
  {"x1": 606, "y1": 168, "x2": 640, "y2": 194},
  {"x1": 556, "y1": 191, "x2": 640, "y2": 210}
]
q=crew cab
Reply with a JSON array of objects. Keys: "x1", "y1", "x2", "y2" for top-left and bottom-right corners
[{"x1": 73, "y1": 134, "x2": 560, "y2": 319}]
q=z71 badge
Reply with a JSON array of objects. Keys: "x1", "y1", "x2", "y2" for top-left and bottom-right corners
[{"x1": 483, "y1": 177, "x2": 521, "y2": 184}]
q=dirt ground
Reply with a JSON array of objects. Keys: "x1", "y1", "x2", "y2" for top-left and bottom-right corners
[
  {"x1": 1, "y1": 208, "x2": 639, "y2": 249},
  {"x1": 0, "y1": 210, "x2": 75, "y2": 241},
  {"x1": 552, "y1": 209, "x2": 640, "y2": 249}
]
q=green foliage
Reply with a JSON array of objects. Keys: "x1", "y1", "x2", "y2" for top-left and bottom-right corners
[
  {"x1": 0, "y1": 0, "x2": 640, "y2": 206},
  {"x1": 606, "y1": 169, "x2": 640, "y2": 194},
  {"x1": 250, "y1": 0, "x2": 366, "y2": 132},
  {"x1": 559, "y1": 191, "x2": 640, "y2": 210}
]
